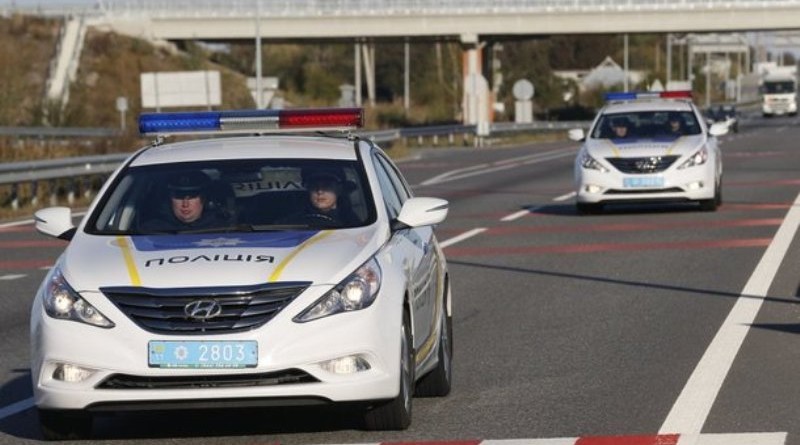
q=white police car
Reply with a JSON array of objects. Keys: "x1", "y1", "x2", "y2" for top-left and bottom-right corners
[
  {"x1": 30, "y1": 108, "x2": 452, "y2": 439},
  {"x1": 569, "y1": 91, "x2": 729, "y2": 214}
]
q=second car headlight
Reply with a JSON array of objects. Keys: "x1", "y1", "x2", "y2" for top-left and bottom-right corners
[
  {"x1": 678, "y1": 146, "x2": 708, "y2": 169},
  {"x1": 294, "y1": 257, "x2": 382, "y2": 323},
  {"x1": 43, "y1": 267, "x2": 114, "y2": 328}
]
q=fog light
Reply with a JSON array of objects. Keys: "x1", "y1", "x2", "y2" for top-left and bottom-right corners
[
  {"x1": 318, "y1": 356, "x2": 370, "y2": 374},
  {"x1": 53, "y1": 363, "x2": 96, "y2": 383},
  {"x1": 686, "y1": 181, "x2": 704, "y2": 190},
  {"x1": 585, "y1": 185, "x2": 602, "y2": 194}
]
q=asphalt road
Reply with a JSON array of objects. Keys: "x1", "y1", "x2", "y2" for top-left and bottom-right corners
[{"x1": 1, "y1": 116, "x2": 799, "y2": 444}]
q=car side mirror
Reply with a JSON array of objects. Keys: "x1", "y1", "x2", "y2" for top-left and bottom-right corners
[
  {"x1": 392, "y1": 197, "x2": 449, "y2": 231},
  {"x1": 568, "y1": 128, "x2": 585, "y2": 142},
  {"x1": 708, "y1": 122, "x2": 729, "y2": 137},
  {"x1": 34, "y1": 207, "x2": 76, "y2": 241}
]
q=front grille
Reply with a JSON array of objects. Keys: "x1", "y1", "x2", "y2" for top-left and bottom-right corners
[
  {"x1": 606, "y1": 155, "x2": 679, "y2": 174},
  {"x1": 96, "y1": 369, "x2": 318, "y2": 390},
  {"x1": 102, "y1": 282, "x2": 310, "y2": 335}
]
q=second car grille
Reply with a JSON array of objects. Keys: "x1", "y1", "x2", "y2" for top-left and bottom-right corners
[
  {"x1": 101, "y1": 282, "x2": 310, "y2": 335},
  {"x1": 606, "y1": 155, "x2": 679, "y2": 174}
]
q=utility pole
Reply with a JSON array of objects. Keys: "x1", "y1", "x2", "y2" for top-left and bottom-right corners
[
  {"x1": 624, "y1": 34, "x2": 629, "y2": 91},
  {"x1": 255, "y1": 0, "x2": 263, "y2": 109}
]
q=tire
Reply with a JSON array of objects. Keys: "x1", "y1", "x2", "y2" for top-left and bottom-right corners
[
  {"x1": 415, "y1": 285, "x2": 453, "y2": 397},
  {"x1": 363, "y1": 310, "x2": 413, "y2": 430},
  {"x1": 699, "y1": 180, "x2": 721, "y2": 212},
  {"x1": 38, "y1": 408, "x2": 93, "y2": 441},
  {"x1": 576, "y1": 202, "x2": 603, "y2": 215}
]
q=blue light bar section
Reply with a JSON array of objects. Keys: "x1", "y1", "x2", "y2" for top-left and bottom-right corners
[
  {"x1": 604, "y1": 92, "x2": 637, "y2": 101},
  {"x1": 139, "y1": 111, "x2": 222, "y2": 134}
]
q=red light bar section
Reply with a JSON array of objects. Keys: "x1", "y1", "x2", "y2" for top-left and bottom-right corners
[
  {"x1": 279, "y1": 108, "x2": 364, "y2": 129},
  {"x1": 660, "y1": 90, "x2": 692, "y2": 99}
]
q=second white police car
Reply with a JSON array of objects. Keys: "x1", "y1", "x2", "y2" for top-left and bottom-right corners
[
  {"x1": 569, "y1": 91, "x2": 729, "y2": 214},
  {"x1": 30, "y1": 108, "x2": 452, "y2": 440}
]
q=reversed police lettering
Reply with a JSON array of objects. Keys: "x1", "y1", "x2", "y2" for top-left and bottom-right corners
[{"x1": 145, "y1": 254, "x2": 275, "y2": 267}]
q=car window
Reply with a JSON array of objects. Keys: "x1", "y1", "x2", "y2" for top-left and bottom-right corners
[
  {"x1": 374, "y1": 153, "x2": 413, "y2": 202},
  {"x1": 591, "y1": 110, "x2": 702, "y2": 139},
  {"x1": 371, "y1": 152, "x2": 403, "y2": 219},
  {"x1": 85, "y1": 158, "x2": 377, "y2": 235}
]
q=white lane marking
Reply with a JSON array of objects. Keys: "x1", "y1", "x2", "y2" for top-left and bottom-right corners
[
  {"x1": 688, "y1": 432, "x2": 787, "y2": 445},
  {"x1": 439, "y1": 228, "x2": 486, "y2": 248},
  {"x1": 660, "y1": 191, "x2": 800, "y2": 436},
  {"x1": 500, "y1": 191, "x2": 574, "y2": 222},
  {"x1": 501, "y1": 209, "x2": 534, "y2": 222},
  {"x1": 419, "y1": 148, "x2": 575, "y2": 186},
  {"x1": 0, "y1": 274, "x2": 26, "y2": 281},
  {"x1": 0, "y1": 397, "x2": 34, "y2": 421},
  {"x1": 0, "y1": 219, "x2": 34, "y2": 228},
  {"x1": 553, "y1": 191, "x2": 576, "y2": 202},
  {"x1": 0, "y1": 211, "x2": 86, "y2": 230}
]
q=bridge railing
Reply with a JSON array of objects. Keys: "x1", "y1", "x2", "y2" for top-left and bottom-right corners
[{"x1": 0, "y1": 120, "x2": 590, "y2": 209}]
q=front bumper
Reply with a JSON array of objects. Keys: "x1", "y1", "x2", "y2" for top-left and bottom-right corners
[
  {"x1": 31, "y1": 285, "x2": 403, "y2": 411},
  {"x1": 575, "y1": 164, "x2": 717, "y2": 205}
]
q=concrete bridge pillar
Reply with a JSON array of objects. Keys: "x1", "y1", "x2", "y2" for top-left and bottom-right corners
[
  {"x1": 461, "y1": 34, "x2": 490, "y2": 139},
  {"x1": 354, "y1": 40, "x2": 376, "y2": 108}
]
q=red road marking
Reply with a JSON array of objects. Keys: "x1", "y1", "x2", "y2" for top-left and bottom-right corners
[
  {"x1": 0, "y1": 260, "x2": 53, "y2": 270},
  {"x1": 722, "y1": 203, "x2": 792, "y2": 211},
  {"x1": 444, "y1": 238, "x2": 772, "y2": 257},
  {"x1": 484, "y1": 218, "x2": 783, "y2": 236},
  {"x1": 0, "y1": 240, "x2": 66, "y2": 248},
  {"x1": 0, "y1": 226, "x2": 35, "y2": 233}
]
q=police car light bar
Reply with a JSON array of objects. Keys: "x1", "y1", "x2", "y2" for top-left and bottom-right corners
[
  {"x1": 604, "y1": 91, "x2": 692, "y2": 101},
  {"x1": 138, "y1": 108, "x2": 364, "y2": 136}
]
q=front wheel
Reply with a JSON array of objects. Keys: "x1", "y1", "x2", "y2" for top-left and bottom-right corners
[
  {"x1": 38, "y1": 409, "x2": 93, "y2": 441},
  {"x1": 363, "y1": 310, "x2": 413, "y2": 430},
  {"x1": 415, "y1": 285, "x2": 453, "y2": 397},
  {"x1": 699, "y1": 181, "x2": 721, "y2": 212},
  {"x1": 576, "y1": 202, "x2": 603, "y2": 215}
]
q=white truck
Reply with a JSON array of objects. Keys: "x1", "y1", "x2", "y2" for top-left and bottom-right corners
[{"x1": 760, "y1": 65, "x2": 798, "y2": 117}]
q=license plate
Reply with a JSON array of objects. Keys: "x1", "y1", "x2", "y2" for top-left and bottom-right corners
[
  {"x1": 148, "y1": 341, "x2": 258, "y2": 369},
  {"x1": 623, "y1": 177, "x2": 664, "y2": 188}
]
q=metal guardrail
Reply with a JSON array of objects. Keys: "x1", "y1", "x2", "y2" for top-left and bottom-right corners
[
  {"x1": 0, "y1": 126, "x2": 121, "y2": 138},
  {"x1": 0, "y1": 121, "x2": 588, "y2": 188}
]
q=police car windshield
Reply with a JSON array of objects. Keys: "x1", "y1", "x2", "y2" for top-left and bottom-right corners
[
  {"x1": 86, "y1": 159, "x2": 377, "y2": 235},
  {"x1": 592, "y1": 110, "x2": 701, "y2": 139}
]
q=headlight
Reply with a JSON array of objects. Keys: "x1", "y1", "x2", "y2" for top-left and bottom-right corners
[
  {"x1": 43, "y1": 268, "x2": 114, "y2": 328},
  {"x1": 294, "y1": 257, "x2": 382, "y2": 323},
  {"x1": 579, "y1": 152, "x2": 608, "y2": 172},
  {"x1": 678, "y1": 146, "x2": 708, "y2": 169}
]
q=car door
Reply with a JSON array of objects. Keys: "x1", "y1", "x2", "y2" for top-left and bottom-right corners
[{"x1": 371, "y1": 151, "x2": 440, "y2": 362}]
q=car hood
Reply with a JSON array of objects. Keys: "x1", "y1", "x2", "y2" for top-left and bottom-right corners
[
  {"x1": 60, "y1": 226, "x2": 384, "y2": 290},
  {"x1": 586, "y1": 135, "x2": 704, "y2": 158}
]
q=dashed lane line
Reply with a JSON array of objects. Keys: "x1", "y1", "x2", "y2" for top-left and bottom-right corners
[
  {"x1": 439, "y1": 228, "x2": 487, "y2": 249},
  {"x1": 0, "y1": 274, "x2": 27, "y2": 280},
  {"x1": 0, "y1": 397, "x2": 33, "y2": 421}
]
